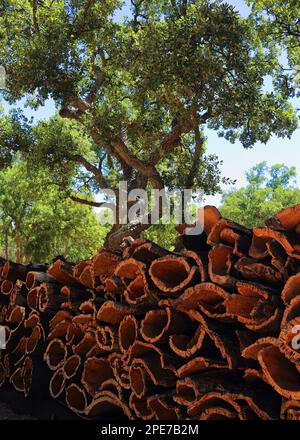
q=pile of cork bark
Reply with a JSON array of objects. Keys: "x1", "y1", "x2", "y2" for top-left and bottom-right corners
[{"x1": 0, "y1": 204, "x2": 300, "y2": 420}]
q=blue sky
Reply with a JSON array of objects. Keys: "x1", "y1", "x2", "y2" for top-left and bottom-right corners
[{"x1": 0, "y1": 0, "x2": 299, "y2": 207}]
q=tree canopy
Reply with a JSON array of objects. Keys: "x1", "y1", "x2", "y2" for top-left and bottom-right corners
[
  {"x1": 220, "y1": 162, "x2": 300, "y2": 228},
  {"x1": 247, "y1": 0, "x2": 300, "y2": 94},
  {"x1": 0, "y1": 154, "x2": 109, "y2": 263},
  {"x1": 0, "y1": 1, "x2": 299, "y2": 248}
]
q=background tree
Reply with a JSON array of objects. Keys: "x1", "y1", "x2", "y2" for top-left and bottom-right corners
[
  {"x1": 0, "y1": 0, "x2": 298, "y2": 249},
  {"x1": 0, "y1": 155, "x2": 109, "y2": 263},
  {"x1": 246, "y1": 0, "x2": 300, "y2": 95},
  {"x1": 220, "y1": 162, "x2": 300, "y2": 228}
]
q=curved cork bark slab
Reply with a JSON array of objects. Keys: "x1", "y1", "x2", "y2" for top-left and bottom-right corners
[
  {"x1": 281, "y1": 273, "x2": 300, "y2": 304},
  {"x1": 82, "y1": 357, "x2": 114, "y2": 396},
  {"x1": 44, "y1": 338, "x2": 67, "y2": 370},
  {"x1": 26, "y1": 325, "x2": 43, "y2": 354},
  {"x1": 73, "y1": 260, "x2": 92, "y2": 278},
  {"x1": 78, "y1": 265, "x2": 95, "y2": 289},
  {"x1": 124, "y1": 275, "x2": 156, "y2": 305},
  {"x1": 245, "y1": 308, "x2": 282, "y2": 335},
  {"x1": 48, "y1": 319, "x2": 72, "y2": 341},
  {"x1": 49, "y1": 310, "x2": 72, "y2": 330},
  {"x1": 27, "y1": 287, "x2": 40, "y2": 310},
  {"x1": 176, "y1": 370, "x2": 244, "y2": 406},
  {"x1": 208, "y1": 245, "x2": 237, "y2": 288},
  {"x1": 1, "y1": 279, "x2": 13, "y2": 295},
  {"x1": 73, "y1": 331, "x2": 97, "y2": 356},
  {"x1": 236, "y1": 280, "x2": 278, "y2": 299},
  {"x1": 140, "y1": 307, "x2": 192, "y2": 343},
  {"x1": 224, "y1": 294, "x2": 281, "y2": 334},
  {"x1": 163, "y1": 283, "x2": 230, "y2": 321},
  {"x1": 96, "y1": 325, "x2": 118, "y2": 352},
  {"x1": 241, "y1": 337, "x2": 278, "y2": 360},
  {"x1": 258, "y1": 344, "x2": 300, "y2": 399},
  {"x1": 208, "y1": 218, "x2": 252, "y2": 257},
  {"x1": 234, "y1": 257, "x2": 283, "y2": 286},
  {"x1": 129, "y1": 392, "x2": 154, "y2": 419},
  {"x1": 128, "y1": 341, "x2": 179, "y2": 387},
  {"x1": 253, "y1": 227, "x2": 300, "y2": 261},
  {"x1": 185, "y1": 371, "x2": 280, "y2": 419},
  {"x1": 122, "y1": 238, "x2": 146, "y2": 259},
  {"x1": 48, "y1": 260, "x2": 80, "y2": 287},
  {"x1": 189, "y1": 313, "x2": 248, "y2": 369},
  {"x1": 49, "y1": 367, "x2": 66, "y2": 398},
  {"x1": 109, "y1": 352, "x2": 131, "y2": 390},
  {"x1": 10, "y1": 365, "x2": 25, "y2": 394},
  {"x1": 114, "y1": 258, "x2": 153, "y2": 304},
  {"x1": 169, "y1": 325, "x2": 207, "y2": 358},
  {"x1": 281, "y1": 296, "x2": 300, "y2": 328},
  {"x1": 97, "y1": 301, "x2": 136, "y2": 324},
  {"x1": 177, "y1": 356, "x2": 227, "y2": 378},
  {"x1": 266, "y1": 203, "x2": 300, "y2": 231},
  {"x1": 93, "y1": 249, "x2": 122, "y2": 277},
  {"x1": 149, "y1": 256, "x2": 198, "y2": 294},
  {"x1": 99, "y1": 378, "x2": 123, "y2": 400},
  {"x1": 148, "y1": 394, "x2": 182, "y2": 420},
  {"x1": 182, "y1": 250, "x2": 208, "y2": 282},
  {"x1": 65, "y1": 383, "x2": 88, "y2": 415},
  {"x1": 202, "y1": 205, "x2": 222, "y2": 234},
  {"x1": 104, "y1": 276, "x2": 124, "y2": 297},
  {"x1": 63, "y1": 354, "x2": 81, "y2": 379},
  {"x1": 38, "y1": 283, "x2": 67, "y2": 313},
  {"x1": 118, "y1": 315, "x2": 138, "y2": 353},
  {"x1": 129, "y1": 239, "x2": 174, "y2": 262},
  {"x1": 281, "y1": 399, "x2": 300, "y2": 420},
  {"x1": 26, "y1": 271, "x2": 57, "y2": 289},
  {"x1": 3, "y1": 261, "x2": 46, "y2": 283},
  {"x1": 129, "y1": 364, "x2": 157, "y2": 398},
  {"x1": 6, "y1": 305, "x2": 25, "y2": 333},
  {"x1": 85, "y1": 391, "x2": 132, "y2": 419}
]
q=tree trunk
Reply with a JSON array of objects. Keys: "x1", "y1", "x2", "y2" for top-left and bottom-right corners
[
  {"x1": 4, "y1": 229, "x2": 9, "y2": 260},
  {"x1": 104, "y1": 222, "x2": 151, "y2": 251},
  {"x1": 16, "y1": 235, "x2": 22, "y2": 263}
]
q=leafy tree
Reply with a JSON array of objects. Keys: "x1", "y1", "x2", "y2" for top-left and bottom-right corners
[
  {"x1": 219, "y1": 162, "x2": 300, "y2": 228},
  {"x1": 246, "y1": 0, "x2": 300, "y2": 95},
  {"x1": 0, "y1": 155, "x2": 109, "y2": 263},
  {"x1": 0, "y1": 1, "x2": 298, "y2": 249}
]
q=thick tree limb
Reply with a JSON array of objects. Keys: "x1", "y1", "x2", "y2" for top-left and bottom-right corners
[
  {"x1": 69, "y1": 195, "x2": 103, "y2": 207},
  {"x1": 185, "y1": 126, "x2": 205, "y2": 188},
  {"x1": 113, "y1": 139, "x2": 164, "y2": 189},
  {"x1": 151, "y1": 121, "x2": 192, "y2": 165}
]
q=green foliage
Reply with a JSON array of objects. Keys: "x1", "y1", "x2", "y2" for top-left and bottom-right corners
[
  {"x1": 0, "y1": 1, "x2": 298, "y2": 184},
  {"x1": 246, "y1": 0, "x2": 300, "y2": 96},
  {"x1": 0, "y1": 155, "x2": 109, "y2": 263},
  {"x1": 0, "y1": 1, "x2": 299, "y2": 247},
  {"x1": 143, "y1": 223, "x2": 177, "y2": 251},
  {"x1": 220, "y1": 162, "x2": 300, "y2": 228}
]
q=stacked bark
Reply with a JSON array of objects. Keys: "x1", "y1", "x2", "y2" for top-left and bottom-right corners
[{"x1": 0, "y1": 204, "x2": 300, "y2": 420}]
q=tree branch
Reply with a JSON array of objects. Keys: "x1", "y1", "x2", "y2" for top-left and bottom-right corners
[
  {"x1": 185, "y1": 126, "x2": 205, "y2": 188},
  {"x1": 151, "y1": 120, "x2": 193, "y2": 165},
  {"x1": 70, "y1": 154, "x2": 108, "y2": 188},
  {"x1": 113, "y1": 138, "x2": 164, "y2": 189},
  {"x1": 69, "y1": 195, "x2": 103, "y2": 207}
]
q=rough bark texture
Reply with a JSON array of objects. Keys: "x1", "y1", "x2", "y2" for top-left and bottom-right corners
[{"x1": 0, "y1": 203, "x2": 300, "y2": 419}]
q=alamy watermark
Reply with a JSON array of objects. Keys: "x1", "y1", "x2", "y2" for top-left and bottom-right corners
[
  {"x1": 0, "y1": 66, "x2": 6, "y2": 90},
  {"x1": 293, "y1": 65, "x2": 300, "y2": 89},
  {"x1": 291, "y1": 325, "x2": 300, "y2": 350},
  {"x1": 0, "y1": 326, "x2": 6, "y2": 350},
  {"x1": 97, "y1": 182, "x2": 205, "y2": 235}
]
